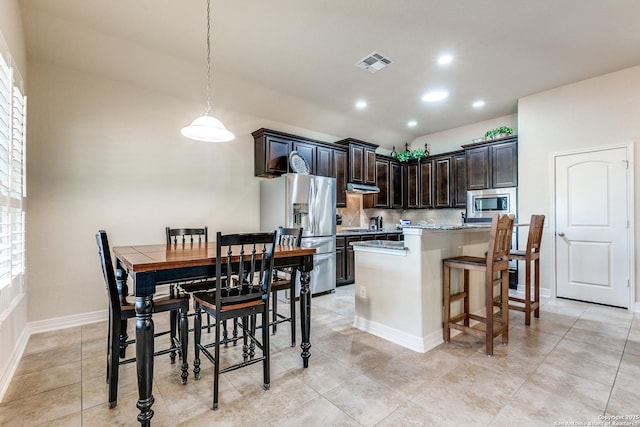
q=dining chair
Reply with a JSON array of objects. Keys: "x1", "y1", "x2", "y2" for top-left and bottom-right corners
[
  {"x1": 270, "y1": 226, "x2": 302, "y2": 346},
  {"x1": 96, "y1": 230, "x2": 190, "y2": 408},
  {"x1": 165, "y1": 226, "x2": 216, "y2": 332},
  {"x1": 508, "y1": 214, "x2": 545, "y2": 325},
  {"x1": 442, "y1": 213, "x2": 515, "y2": 355},
  {"x1": 192, "y1": 231, "x2": 276, "y2": 410}
]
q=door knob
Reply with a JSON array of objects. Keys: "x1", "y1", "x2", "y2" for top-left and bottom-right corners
[{"x1": 557, "y1": 232, "x2": 565, "y2": 237}]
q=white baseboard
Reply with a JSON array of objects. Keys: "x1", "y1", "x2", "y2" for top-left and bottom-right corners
[
  {"x1": 353, "y1": 315, "x2": 443, "y2": 353},
  {"x1": 0, "y1": 325, "x2": 29, "y2": 402},
  {"x1": 514, "y1": 284, "x2": 551, "y2": 299},
  {"x1": 0, "y1": 309, "x2": 108, "y2": 402},
  {"x1": 28, "y1": 309, "x2": 108, "y2": 335},
  {"x1": 632, "y1": 301, "x2": 640, "y2": 313}
]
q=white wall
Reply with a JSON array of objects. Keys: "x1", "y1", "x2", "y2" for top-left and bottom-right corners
[
  {"x1": 25, "y1": 61, "x2": 345, "y2": 321},
  {"x1": 519, "y1": 65, "x2": 640, "y2": 310},
  {"x1": 0, "y1": 0, "x2": 28, "y2": 401},
  {"x1": 410, "y1": 114, "x2": 518, "y2": 155}
]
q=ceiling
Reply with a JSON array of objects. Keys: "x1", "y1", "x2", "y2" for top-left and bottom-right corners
[{"x1": 18, "y1": 0, "x2": 640, "y2": 146}]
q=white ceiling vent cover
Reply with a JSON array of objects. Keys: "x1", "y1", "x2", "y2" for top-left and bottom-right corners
[{"x1": 355, "y1": 51, "x2": 393, "y2": 73}]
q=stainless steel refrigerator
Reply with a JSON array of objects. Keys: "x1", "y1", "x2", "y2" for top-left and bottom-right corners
[{"x1": 260, "y1": 173, "x2": 336, "y2": 295}]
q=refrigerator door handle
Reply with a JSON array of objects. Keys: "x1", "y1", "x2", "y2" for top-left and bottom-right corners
[{"x1": 308, "y1": 178, "x2": 315, "y2": 235}]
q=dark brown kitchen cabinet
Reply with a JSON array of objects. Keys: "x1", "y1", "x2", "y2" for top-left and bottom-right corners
[
  {"x1": 253, "y1": 129, "x2": 292, "y2": 177},
  {"x1": 466, "y1": 146, "x2": 491, "y2": 190},
  {"x1": 404, "y1": 159, "x2": 433, "y2": 209},
  {"x1": 316, "y1": 145, "x2": 333, "y2": 177},
  {"x1": 451, "y1": 150, "x2": 467, "y2": 208},
  {"x1": 374, "y1": 157, "x2": 390, "y2": 208},
  {"x1": 344, "y1": 236, "x2": 359, "y2": 285},
  {"x1": 335, "y1": 237, "x2": 345, "y2": 282},
  {"x1": 492, "y1": 140, "x2": 518, "y2": 188},
  {"x1": 419, "y1": 160, "x2": 434, "y2": 208},
  {"x1": 336, "y1": 138, "x2": 378, "y2": 185},
  {"x1": 293, "y1": 141, "x2": 316, "y2": 175},
  {"x1": 365, "y1": 150, "x2": 376, "y2": 185},
  {"x1": 405, "y1": 161, "x2": 420, "y2": 209},
  {"x1": 464, "y1": 137, "x2": 518, "y2": 190},
  {"x1": 433, "y1": 156, "x2": 451, "y2": 208},
  {"x1": 364, "y1": 155, "x2": 394, "y2": 209},
  {"x1": 390, "y1": 161, "x2": 403, "y2": 209},
  {"x1": 333, "y1": 148, "x2": 348, "y2": 207}
]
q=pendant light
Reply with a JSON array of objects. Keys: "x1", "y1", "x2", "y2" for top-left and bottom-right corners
[{"x1": 181, "y1": 0, "x2": 234, "y2": 142}]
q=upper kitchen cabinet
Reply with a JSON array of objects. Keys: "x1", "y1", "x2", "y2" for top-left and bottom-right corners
[
  {"x1": 292, "y1": 141, "x2": 316, "y2": 175},
  {"x1": 335, "y1": 138, "x2": 378, "y2": 185},
  {"x1": 333, "y1": 148, "x2": 348, "y2": 207},
  {"x1": 464, "y1": 136, "x2": 518, "y2": 190},
  {"x1": 390, "y1": 160, "x2": 403, "y2": 209},
  {"x1": 253, "y1": 128, "x2": 293, "y2": 177},
  {"x1": 316, "y1": 145, "x2": 333, "y2": 177},
  {"x1": 373, "y1": 156, "x2": 390, "y2": 208},
  {"x1": 404, "y1": 159, "x2": 432, "y2": 209},
  {"x1": 451, "y1": 150, "x2": 467, "y2": 208},
  {"x1": 492, "y1": 139, "x2": 518, "y2": 188},
  {"x1": 433, "y1": 155, "x2": 451, "y2": 208},
  {"x1": 364, "y1": 155, "x2": 398, "y2": 209},
  {"x1": 419, "y1": 160, "x2": 434, "y2": 209}
]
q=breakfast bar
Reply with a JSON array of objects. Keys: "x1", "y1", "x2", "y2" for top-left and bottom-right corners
[{"x1": 352, "y1": 224, "x2": 491, "y2": 353}]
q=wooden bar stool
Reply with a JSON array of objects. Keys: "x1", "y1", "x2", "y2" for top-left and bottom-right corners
[
  {"x1": 442, "y1": 213, "x2": 515, "y2": 356},
  {"x1": 508, "y1": 214, "x2": 545, "y2": 325}
]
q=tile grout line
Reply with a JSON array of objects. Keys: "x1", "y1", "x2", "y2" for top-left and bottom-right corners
[{"x1": 602, "y1": 314, "x2": 634, "y2": 416}]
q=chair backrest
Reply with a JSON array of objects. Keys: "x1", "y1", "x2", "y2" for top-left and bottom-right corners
[
  {"x1": 525, "y1": 214, "x2": 545, "y2": 255},
  {"x1": 215, "y1": 231, "x2": 276, "y2": 309},
  {"x1": 486, "y1": 214, "x2": 515, "y2": 264},
  {"x1": 96, "y1": 230, "x2": 123, "y2": 317},
  {"x1": 166, "y1": 227, "x2": 208, "y2": 244},
  {"x1": 276, "y1": 227, "x2": 302, "y2": 246}
]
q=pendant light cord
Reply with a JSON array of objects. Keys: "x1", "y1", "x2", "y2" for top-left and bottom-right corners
[{"x1": 206, "y1": 0, "x2": 212, "y2": 115}]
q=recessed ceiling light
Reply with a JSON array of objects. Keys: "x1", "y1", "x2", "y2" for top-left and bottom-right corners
[
  {"x1": 407, "y1": 120, "x2": 417, "y2": 127},
  {"x1": 355, "y1": 100, "x2": 367, "y2": 109},
  {"x1": 472, "y1": 100, "x2": 486, "y2": 108},
  {"x1": 437, "y1": 54, "x2": 453, "y2": 65},
  {"x1": 421, "y1": 90, "x2": 449, "y2": 102}
]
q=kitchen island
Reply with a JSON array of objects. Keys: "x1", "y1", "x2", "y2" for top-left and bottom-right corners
[{"x1": 352, "y1": 224, "x2": 491, "y2": 353}]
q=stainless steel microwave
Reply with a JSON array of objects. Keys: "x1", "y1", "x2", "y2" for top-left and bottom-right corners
[{"x1": 466, "y1": 187, "x2": 517, "y2": 221}]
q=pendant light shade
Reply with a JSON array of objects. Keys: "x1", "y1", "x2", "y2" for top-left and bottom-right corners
[
  {"x1": 182, "y1": 0, "x2": 234, "y2": 142},
  {"x1": 181, "y1": 115, "x2": 234, "y2": 142}
]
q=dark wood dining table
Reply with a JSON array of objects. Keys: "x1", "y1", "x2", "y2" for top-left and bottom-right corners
[{"x1": 112, "y1": 241, "x2": 316, "y2": 426}]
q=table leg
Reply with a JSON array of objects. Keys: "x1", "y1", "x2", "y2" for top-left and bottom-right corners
[
  {"x1": 299, "y1": 268, "x2": 311, "y2": 368},
  {"x1": 135, "y1": 296, "x2": 154, "y2": 426}
]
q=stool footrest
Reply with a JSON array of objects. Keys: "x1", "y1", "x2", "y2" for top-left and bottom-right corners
[
  {"x1": 449, "y1": 291, "x2": 468, "y2": 302},
  {"x1": 449, "y1": 313, "x2": 467, "y2": 323}
]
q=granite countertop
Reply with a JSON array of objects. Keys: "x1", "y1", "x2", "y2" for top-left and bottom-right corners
[
  {"x1": 350, "y1": 240, "x2": 407, "y2": 251},
  {"x1": 337, "y1": 229, "x2": 403, "y2": 236},
  {"x1": 402, "y1": 223, "x2": 492, "y2": 231}
]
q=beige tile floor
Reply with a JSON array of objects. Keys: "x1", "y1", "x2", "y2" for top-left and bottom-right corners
[{"x1": 1, "y1": 285, "x2": 639, "y2": 426}]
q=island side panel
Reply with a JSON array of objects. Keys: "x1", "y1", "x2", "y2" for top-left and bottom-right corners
[{"x1": 352, "y1": 227, "x2": 491, "y2": 353}]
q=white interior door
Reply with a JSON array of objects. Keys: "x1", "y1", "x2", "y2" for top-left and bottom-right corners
[{"x1": 555, "y1": 146, "x2": 630, "y2": 307}]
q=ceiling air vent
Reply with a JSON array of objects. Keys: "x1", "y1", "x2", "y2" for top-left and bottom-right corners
[{"x1": 355, "y1": 51, "x2": 393, "y2": 73}]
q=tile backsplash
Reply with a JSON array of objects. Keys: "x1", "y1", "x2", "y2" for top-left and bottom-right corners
[{"x1": 337, "y1": 193, "x2": 464, "y2": 230}]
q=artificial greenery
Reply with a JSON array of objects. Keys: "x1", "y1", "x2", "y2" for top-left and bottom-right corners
[
  {"x1": 396, "y1": 149, "x2": 427, "y2": 162},
  {"x1": 484, "y1": 126, "x2": 513, "y2": 139}
]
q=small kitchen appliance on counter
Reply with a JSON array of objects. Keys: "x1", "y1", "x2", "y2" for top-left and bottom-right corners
[{"x1": 369, "y1": 216, "x2": 383, "y2": 231}]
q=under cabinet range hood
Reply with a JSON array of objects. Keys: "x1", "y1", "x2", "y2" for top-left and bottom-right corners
[{"x1": 346, "y1": 183, "x2": 380, "y2": 193}]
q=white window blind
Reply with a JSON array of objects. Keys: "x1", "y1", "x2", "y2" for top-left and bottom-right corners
[{"x1": 0, "y1": 52, "x2": 26, "y2": 290}]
